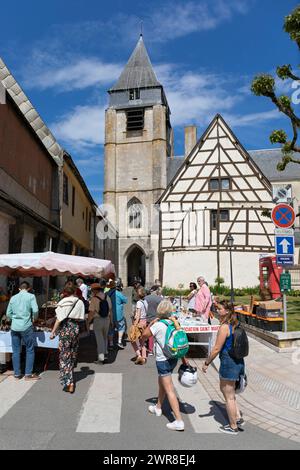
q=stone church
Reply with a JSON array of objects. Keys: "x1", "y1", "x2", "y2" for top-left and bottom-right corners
[{"x1": 103, "y1": 36, "x2": 300, "y2": 288}]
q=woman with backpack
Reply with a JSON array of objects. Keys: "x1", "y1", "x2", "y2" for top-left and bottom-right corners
[
  {"x1": 202, "y1": 303, "x2": 247, "y2": 435},
  {"x1": 88, "y1": 283, "x2": 112, "y2": 364},
  {"x1": 140, "y1": 300, "x2": 185, "y2": 432},
  {"x1": 130, "y1": 287, "x2": 148, "y2": 365}
]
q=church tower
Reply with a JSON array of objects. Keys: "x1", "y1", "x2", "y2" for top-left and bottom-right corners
[{"x1": 104, "y1": 35, "x2": 172, "y2": 286}]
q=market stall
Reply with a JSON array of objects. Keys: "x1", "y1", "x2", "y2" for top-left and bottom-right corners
[
  {"x1": 0, "y1": 252, "x2": 115, "y2": 360},
  {"x1": 179, "y1": 315, "x2": 220, "y2": 355}
]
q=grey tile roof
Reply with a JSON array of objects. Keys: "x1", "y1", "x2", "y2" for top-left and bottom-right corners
[
  {"x1": 166, "y1": 150, "x2": 300, "y2": 185},
  {"x1": 167, "y1": 157, "x2": 184, "y2": 184},
  {"x1": 0, "y1": 57, "x2": 63, "y2": 166},
  {"x1": 110, "y1": 35, "x2": 161, "y2": 91},
  {"x1": 249, "y1": 149, "x2": 300, "y2": 182}
]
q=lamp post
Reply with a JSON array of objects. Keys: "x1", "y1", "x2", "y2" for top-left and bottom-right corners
[{"x1": 227, "y1": 234, "x2": 234, "y2": 305}]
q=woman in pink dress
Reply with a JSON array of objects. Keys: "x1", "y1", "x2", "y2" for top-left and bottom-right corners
[{"x1": 195, "y1": 276, "x2": 212, "y2": 322}]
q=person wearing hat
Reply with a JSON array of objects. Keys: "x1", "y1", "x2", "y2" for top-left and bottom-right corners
[{"x1": 88, "y1": 283, "x2": 112, "y2": 364}]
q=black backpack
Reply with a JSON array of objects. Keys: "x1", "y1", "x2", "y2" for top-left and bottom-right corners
[
  {"x1": 96, "y1": 295, "x2": 109, "y2": 318},
  {"x1": 229, "y1": 323, "x2": 249, "y2": 360}
]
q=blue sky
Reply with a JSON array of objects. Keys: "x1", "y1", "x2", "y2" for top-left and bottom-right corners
[{"x1": 0, "y1": 0, "x2": 298, "y2": 203}]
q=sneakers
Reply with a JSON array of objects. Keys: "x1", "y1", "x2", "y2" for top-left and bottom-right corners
[
  {"x1": 237, "y1": 418, "x2": 245, "y2": 428},
  {"x1": 24, "y1": 374, "x2": 40, "y2": 381},
  {"x1": 166, "y1": 420, "x2": 185, "y2": 431},
  {"x1": 219, "y1": 425, "x2": 239, "y2": 435},
  {"x1": 148, "y1": 405, "x2": 162, "y2": 417},
  {"x1": 117, "y1": 342, "x2": 124, "y2": 350},
  {"x1": 14, "y1": 375, "x2": 23, "y2": 381}
]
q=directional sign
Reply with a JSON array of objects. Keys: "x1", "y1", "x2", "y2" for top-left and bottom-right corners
[
  {"x1": 275, "y1": 236, "x2": 295, "y2": 255},
  {"x1": 280, "y1": 272, "x2": 291, "y2": 291},
  {"x1": 272, "y1": 203, "x2": 295, "y2": 228},
  {"x1": 276, "y1": 255, "x2": 294, "y2": 266}
]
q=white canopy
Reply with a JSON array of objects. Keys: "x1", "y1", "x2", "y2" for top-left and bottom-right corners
[{"x1": 0, "y1": 252, "x2": 115, "y2": 278}]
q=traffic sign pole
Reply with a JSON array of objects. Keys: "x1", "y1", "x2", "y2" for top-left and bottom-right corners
[{"x1": 283, "y1": 290, "x2": 287, "y2": 333}]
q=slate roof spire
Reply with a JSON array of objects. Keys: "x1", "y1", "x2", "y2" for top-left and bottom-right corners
[{"x1": 110, "y1": 35, "x2": 161, "y2": 91}]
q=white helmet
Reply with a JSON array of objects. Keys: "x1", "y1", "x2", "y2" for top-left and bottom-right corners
[
  {"x1": 178, "y1": 364, "x2": 198, "y2": 387},
  {"x1": 235, "y1": 374, "x2": 247, "y2": 394}
]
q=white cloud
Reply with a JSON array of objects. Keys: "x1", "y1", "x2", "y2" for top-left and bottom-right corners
[
  {"x1": 24, "y1": 58, "x2": 122, "y2": 91},
  {"x1": 144, "y1": 0, "x2": 251, "y2": 42},
  {"x1": 224, "y1": 109, "x2": 282, "y2": 127},
  {"x1": 51, "y1": 104, "x2": 106, "y2": 149}
]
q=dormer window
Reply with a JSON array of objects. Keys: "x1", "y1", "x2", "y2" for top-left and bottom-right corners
[{"x1": 129, "y1": 88, "x2": 140, "y2": 100}]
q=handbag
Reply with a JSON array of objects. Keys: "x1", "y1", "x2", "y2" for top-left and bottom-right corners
[{"x1": 128, "y1": 324, "x2": 144, "y2": 342}]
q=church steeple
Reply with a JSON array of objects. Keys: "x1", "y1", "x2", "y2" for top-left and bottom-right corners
[{"x1": 110, "y1": 35, "x2": 161, "y2": 91}]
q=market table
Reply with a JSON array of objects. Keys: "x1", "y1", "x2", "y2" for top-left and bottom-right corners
[
  {"x1": 0, "y1": 331, "x2": 59, "y2": 371},
  {"x1": 179, "y1": 316, "x2": 220, "y2": 355},
  {"x1": 0, "y1": 331, "x2": 59, "y2": 352}
]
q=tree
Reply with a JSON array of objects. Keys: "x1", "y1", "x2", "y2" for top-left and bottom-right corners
[{"x1": 251, "y1": 5, "x2": 300, "y2": 171}]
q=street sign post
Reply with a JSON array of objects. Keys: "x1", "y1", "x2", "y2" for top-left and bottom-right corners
[
  {"x1": 271, "y1": 203, "x2": 295, "y2": 228},
  {"x1": 280, "y1": 272, "x2": 291, "y2": 333},
  {"x1": 280, "y1": 272, "x2": 291, "y2": 291},
  {"x1": 275, "y1": 227, "x2": 295, "y2": 267}
]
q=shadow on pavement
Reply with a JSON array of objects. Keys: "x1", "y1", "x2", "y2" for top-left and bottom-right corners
[
  {"x1": 74, "y1": 366, "x2": 95, "y2": 383},
  {"x1": 198, "y1": 400, "x2": 227, "y2": 425},
  {"x1": 145, "y1": 396, "x2": 196, "y2": 422}
]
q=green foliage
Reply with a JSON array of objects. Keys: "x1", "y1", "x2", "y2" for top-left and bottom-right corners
[
  {"x1": 215, "y1": 276, "x2": 224, "y2": 286},
  {"x1": 278, "y1": 95, "x2": 292, "y2": 110},
  {"x1": 284, "y1": 6, "x2": 300, "y2": 47},
  {"x1": 251, "y1": 74, "x2": 275, "y2": 96},
  {"x1": 261, "y1": 209, "x2": 271, "y2": 218},
  {"x1": 288, "y1": 290, "x2": 300, "y2": 297},
  {"x1": 162, "y1": 287, "x2": 190, "y2": 297},
  {"x1": 277, "y1": 64, "x2": 292, "y2": 79},
  {"x1": 270, "y1": 129, "x2": 287, "y2": 144}
]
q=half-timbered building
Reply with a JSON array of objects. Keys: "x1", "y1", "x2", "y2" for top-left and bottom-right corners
[{"x1": 158, "y1": 114, "x2": 275, "y2": 287}]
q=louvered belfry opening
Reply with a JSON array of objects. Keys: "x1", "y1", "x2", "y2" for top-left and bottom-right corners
[{"x1": 126, "y1": 108, "x2": 144, "y2": 131}]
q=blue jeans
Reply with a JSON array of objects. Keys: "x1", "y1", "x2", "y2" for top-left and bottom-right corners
[{"x1": 11, "y1": 326, "x2": 35, "y2": 376}]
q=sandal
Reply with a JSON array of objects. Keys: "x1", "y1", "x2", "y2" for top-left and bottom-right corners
[{"x1": 135, "y1": 356, "x2": 146, "y2": 365}]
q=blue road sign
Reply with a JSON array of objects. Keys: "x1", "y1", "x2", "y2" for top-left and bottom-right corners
[
  {"x1": 276, "y1": 255, "x2": 294, "y2": 266},
  {"x1": 275, "y1": 236, "x2": 294, "y2": 256}
]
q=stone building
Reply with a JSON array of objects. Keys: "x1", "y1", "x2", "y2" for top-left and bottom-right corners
[
  {"x1": 103, "y1": 37, "x2": 300, "y2": 288},
  {"x1": 104, "y1": 35, "x2": 173, "y2": 286}
]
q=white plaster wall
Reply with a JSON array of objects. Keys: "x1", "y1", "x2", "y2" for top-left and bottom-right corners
[{"x1": 163, "y1": 250, "x2": 270, "y2": 288}]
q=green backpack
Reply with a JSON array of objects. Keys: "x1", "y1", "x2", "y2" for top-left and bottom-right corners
[{"x1": 159, "y1": 319, "x2": 189, "y2": 359}]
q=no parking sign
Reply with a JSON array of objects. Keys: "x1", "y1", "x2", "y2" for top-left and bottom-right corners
[{"x1": 271, "y1": 203, "x2": 295, "y2": 228}]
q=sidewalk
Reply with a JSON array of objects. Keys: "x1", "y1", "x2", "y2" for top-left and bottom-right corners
[{"x1": 192, "y1": 337, "x2": 300, "y2": 444}]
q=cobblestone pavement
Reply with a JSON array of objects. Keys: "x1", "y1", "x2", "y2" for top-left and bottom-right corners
[{"x1": 192, "y1": 337, "x2": 300, "y2": 444}]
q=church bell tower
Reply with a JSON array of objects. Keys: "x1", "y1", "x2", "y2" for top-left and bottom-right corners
[{"x1": 104, "y1": 35, "x2": 172, "y2": 286}]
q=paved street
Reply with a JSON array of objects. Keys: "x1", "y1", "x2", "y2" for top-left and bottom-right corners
[{"x1": 0, "y1": 335, "x2": 299, "y2": 450}]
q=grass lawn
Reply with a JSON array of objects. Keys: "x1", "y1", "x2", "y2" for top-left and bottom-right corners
[{"x1": 221, "y1": 295, "x2": 300, "y2": 332}]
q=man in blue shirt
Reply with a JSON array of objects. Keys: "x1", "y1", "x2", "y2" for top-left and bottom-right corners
[{"x1": 6, "y1": 281, "x2": 40, "y2": 380}]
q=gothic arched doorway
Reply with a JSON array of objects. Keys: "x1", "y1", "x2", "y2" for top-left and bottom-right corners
[{"x1": 127, "y1": 245, "x2": 146, "y2": 286}]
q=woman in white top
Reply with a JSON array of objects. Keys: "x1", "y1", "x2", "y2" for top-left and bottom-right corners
[
  {"x1": 50, "y1": 285, "x2": 85, "y2": 393},
  {"x1": 186, "y1": 282, "x2": 197, "y2": 314},
  {"x1": 131, "y1": 287, "x2": 148, "y2": 365},
  {"x1": 140, "y1": 300, "x2": 185, "y2": 432}
]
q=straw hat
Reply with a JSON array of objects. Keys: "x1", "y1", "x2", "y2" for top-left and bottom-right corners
[{"x1": 90, "y1": 283, "x2": 102, "y2": 291}]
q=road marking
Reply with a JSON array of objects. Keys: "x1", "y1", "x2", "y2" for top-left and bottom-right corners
[
  {"x1": 76, "y1": 373, "x2": 122, "y2": 433},
  {"x1": 173, "y1": 374, "x2": 225, "y2": 433},
  {"x1": 0, "y1": 377, "x2": 36, "y2": 420}
]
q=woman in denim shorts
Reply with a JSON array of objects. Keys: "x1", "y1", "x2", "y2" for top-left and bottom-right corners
[
  {"x1": 202, "y1": 303, "x2": 245, "y2": 435},
  {"x1": 140, "y1": 300, "x2": 184, "y2": 432}
]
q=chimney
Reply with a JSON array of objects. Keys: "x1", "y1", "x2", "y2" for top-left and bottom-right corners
[{"x1": 184, "y1": 125, "x2": 197, "y2": 158}]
